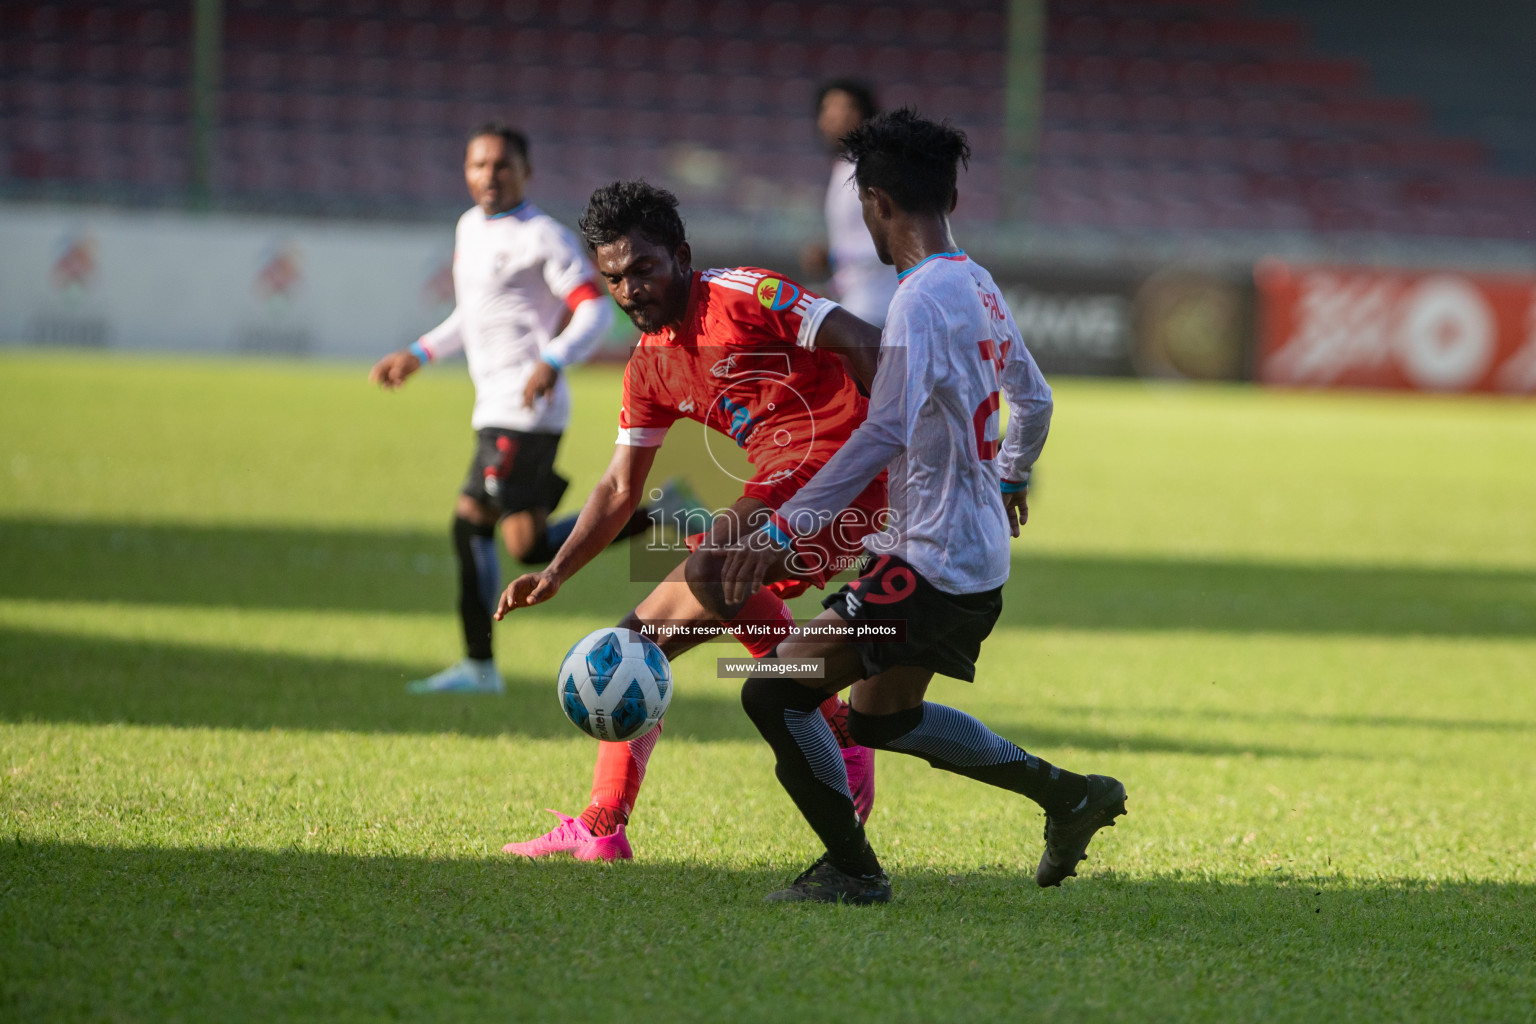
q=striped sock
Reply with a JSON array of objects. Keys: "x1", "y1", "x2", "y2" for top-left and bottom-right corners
[
  {"x1": 740, "y1": 676, "x2": 881, "y2": 879},
  {"x1": 849, "y1": 702, "x2": 1088, "y2": 815},
  {"x1": 585, "y1": 719, "x2": 665, "y2": 835}
]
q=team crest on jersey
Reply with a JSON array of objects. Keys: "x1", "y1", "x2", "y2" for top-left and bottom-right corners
[{"x1": 755, "y1": 277, "x2": 800, "y2": 312}]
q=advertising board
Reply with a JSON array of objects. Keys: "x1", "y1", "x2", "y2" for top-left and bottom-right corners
[{"x1": 1256, "y1": 261, "x2": 1536, "y2": 394}]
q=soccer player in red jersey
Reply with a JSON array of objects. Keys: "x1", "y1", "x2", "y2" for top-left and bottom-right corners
[{"x1": 495, "y1": 180, "x2": 887, "y2": 861}]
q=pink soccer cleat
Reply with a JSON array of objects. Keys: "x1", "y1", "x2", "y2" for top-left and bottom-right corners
[
  {"x1": 502, "y1": 809, "x2": 633, "y2": 862},
  {"x1": 842, "y1": 745, "x2": 876, "y2": 824}
]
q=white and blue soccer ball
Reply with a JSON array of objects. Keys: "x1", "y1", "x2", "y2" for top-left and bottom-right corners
[{"x1": 556, "y1": 627, "x2": 672, "y2": 742}]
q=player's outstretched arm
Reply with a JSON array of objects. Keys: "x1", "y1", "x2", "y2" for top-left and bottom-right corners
[
  {"x1": 376, "y1": 310, "x2": 465, "y2": 391},
  {"x1": 368, "y1": 349, "x2": 421, "y2": 390},
  {"x1": 717, "y1": 351, "x2": 910, "y2": 607},
  {"x1": 810, "y1": 307, "x2": 882, "y2": 392},
  {"x1": 373, "y1": 309, "x2": 464, "y2": 390},
  {"x1": 495, "y1": 442, "x2": 658, "y2": 618}
]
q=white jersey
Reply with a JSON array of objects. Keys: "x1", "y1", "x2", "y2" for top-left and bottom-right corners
[
  {"x1": 825, "y1": 158, "x2": 898, "y2": 326},
  {"x1": 773, "y1": 252, "x2": 1053, "y2": 595},
  {"x1": 417, "y1": 202, "x2": 609, "y2": 433}
]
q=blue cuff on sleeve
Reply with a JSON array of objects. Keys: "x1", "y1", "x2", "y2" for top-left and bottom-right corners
[
  {"x1": 1000, "y1": 475, "x2": 1030, "y2": 494},
  {"x1": 541, "y1": 353, "x2": 564, "y2": 372},
  {"x1": 408, "y1": 340, "x2": 430, "y2": 363},
  {"x1": 761, "y1": 520, "x2": 793, "y2": 550}
]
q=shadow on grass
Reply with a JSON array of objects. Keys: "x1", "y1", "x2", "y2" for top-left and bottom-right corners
[
  {"x1": 1046, "y1": 703, "x2": 1536, "y2": 735},
  {"x1": 0, "y1": 625, "x2": 1329, "y2": 758},
  {"x1": 2, "y1": 839, "x2": 1531, "y2": 1022},
  {"x1": 0, "y1": 516, "x2": 658, "y2": 619},
  {"x1": 1001, "y1": 551, "x2": 1536, "y2": 639},
  {"x1": 3, "y1": 516, "x2": 1534, "y2": 638}
]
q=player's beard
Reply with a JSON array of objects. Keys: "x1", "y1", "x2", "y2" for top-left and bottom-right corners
[
  {"x1": 620, "y1": 273, "x2": 689, "y2": 334},
  {"x1": 620, "y1": 301, "x2": 662, "y2": 333}
]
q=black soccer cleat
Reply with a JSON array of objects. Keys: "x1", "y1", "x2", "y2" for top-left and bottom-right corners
[
  {"x1": 1036, "y1": 774, "x2": 1128, "y2": 888},
  {"x1": 766, "y1": 854, "x2": 892, "y2": 905}
]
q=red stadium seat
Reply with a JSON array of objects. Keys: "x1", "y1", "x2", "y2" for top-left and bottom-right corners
[
  {"x1": 660, "y1": 34, "x2": 704, "y2": 72},
  {"x1": 3, "y1": 0, "x2": 1525, "y2": 240}
]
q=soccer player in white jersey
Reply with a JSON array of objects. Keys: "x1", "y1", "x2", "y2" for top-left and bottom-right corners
[
  {"x1": 708, "y1": 111, "x2": 1128, "y2": 904},
  {"x1": 370, "y1": 123, "x2": 635, "y2": 694},
  {"x1": 808, "y1": 80, "x2": 898, "y2": 326}
]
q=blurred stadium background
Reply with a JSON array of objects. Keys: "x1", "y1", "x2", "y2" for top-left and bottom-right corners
[{"x1": 2, "y1": 0, "x2": 1534, "y2": 392}]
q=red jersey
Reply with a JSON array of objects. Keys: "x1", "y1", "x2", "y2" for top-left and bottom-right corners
[{"x1": 618, "y1": 267, "x2": 868, "y2": 505}]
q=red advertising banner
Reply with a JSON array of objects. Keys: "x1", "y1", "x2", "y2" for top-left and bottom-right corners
[{"x1": 1255, "y1": 261, "x2": 1536, "y2": 394}]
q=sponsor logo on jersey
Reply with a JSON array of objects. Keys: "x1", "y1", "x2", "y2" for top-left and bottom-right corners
[
  {"x1": 678, "y1": 397, "x2": 696, "y2": 413},
  {"x1": 710, "y1": 354, "x2": 740, "y2": 378},
  {"x1": 713, "y1": 394, "x2": 762, "y2": 447},
  {"x1": 755, "y1": 277, "x2": 801, "y2": 312}
]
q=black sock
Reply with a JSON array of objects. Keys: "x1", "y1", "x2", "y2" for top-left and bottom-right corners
[
  {"x1": 519, "y1": 509, "x2": 650, "y2": 566},
  {"x1": 452, "y1": 516, "x2": 499, "y2": 661},
  {"x1": 519, "y1": 514, "x2": 569, "y2": 565},
  {"x1": 741, "y1": 677, "x2": 882, "y2": 879},
  {"x1": 849, "y1": 703, "x2": 1089, "y2": 816}
]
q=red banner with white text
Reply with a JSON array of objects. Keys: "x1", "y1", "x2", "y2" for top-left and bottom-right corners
[{"x1": 1255, "y1": 262, "x2": 1536, "y2": 394}]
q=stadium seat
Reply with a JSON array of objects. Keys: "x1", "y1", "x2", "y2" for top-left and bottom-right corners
[{"x1": 3, "y1": 0, "x2": 1528, "y2": 242}]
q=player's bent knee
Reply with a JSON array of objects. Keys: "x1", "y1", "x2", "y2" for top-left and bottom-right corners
[
  {"x1": 683, "y1": 549, "x2": 735, "y2": 620},
  {"x1": 455, "y1": 494, "x2": 497, "y2": 526},
  {"x1": 511, "y1": 537, "x2": 555, "y2": 565},
  {"x1": 847, "y1": 706, "x2": 922, "y2": 750},
  {"x1": 740, "y1": 675, "x2": 777, "y2": 725},
  {"x1": 742, "y1": 676, "x2": 838, "y2": 734}
]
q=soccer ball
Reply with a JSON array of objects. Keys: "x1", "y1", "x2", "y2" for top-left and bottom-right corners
[{"x1": 556, "y1": 627, "x2": 672, "y2": 742}]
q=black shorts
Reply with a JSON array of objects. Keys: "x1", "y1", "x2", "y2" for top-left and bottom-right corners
[
  {"x1": 460, "y1": 428, "x2": 569, "y2": 516},
  {"x1": 822, "y1": 553, "x2": 1003, "y2": 682}
]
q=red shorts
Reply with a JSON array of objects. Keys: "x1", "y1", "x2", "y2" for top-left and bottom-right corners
[{"x1": 686, "y1": 471, "x2": 889, "y2": 599}]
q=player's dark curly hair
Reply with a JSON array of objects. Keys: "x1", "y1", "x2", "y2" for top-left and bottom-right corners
[
  {"x1": 815, "y1": 78, "x2": 878, "y2": 121},
  {"x1": 842, "y1": 108, "x2": 971, "y2": 215},
  {"x1": 466, "y1": 121, "x2": 529, "y2": 162},
  {"x1": 578, "y1": 180, "x2": 687, "y2": 253}
]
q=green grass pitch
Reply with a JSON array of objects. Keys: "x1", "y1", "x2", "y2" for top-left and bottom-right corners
[{"x1": 2, "y1": 350, "x2": 1533, "y2": 1022}]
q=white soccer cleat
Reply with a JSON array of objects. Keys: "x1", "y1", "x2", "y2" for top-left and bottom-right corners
[{"x1": 406, "y1": 657, "x2": 504, "y2": 695}]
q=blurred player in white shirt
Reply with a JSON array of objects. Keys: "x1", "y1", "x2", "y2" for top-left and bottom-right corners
[
  {"x1": 371, "y1": 124, "x2": 644, "y2": 694},
  {"x1": 805, "y1": 80, "x2": 898, "y2": 327},
  {"x1": 713, "y1": 111, "x2": 1127, "y2": 904}
]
